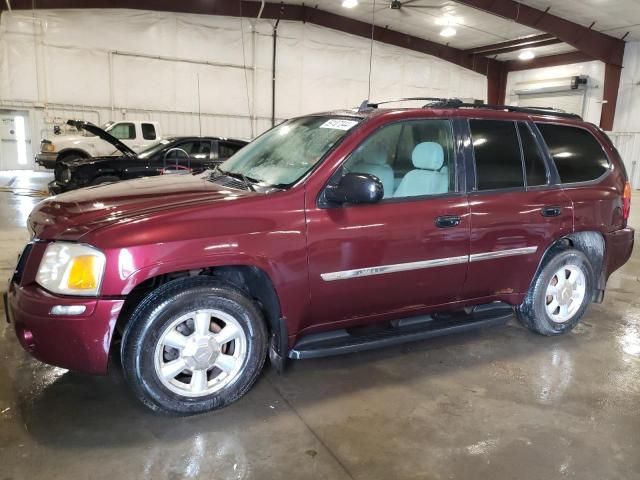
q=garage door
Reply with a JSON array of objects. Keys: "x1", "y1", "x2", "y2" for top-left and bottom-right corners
[{"x1": 517, "y1": 91, "x2": 585, "y2": 117}]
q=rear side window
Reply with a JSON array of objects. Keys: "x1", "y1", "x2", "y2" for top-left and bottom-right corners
[
  {"x1": 470, "y1": 120, "x2": 524, "y2": 190},
  {"x1": 219, "y1": 142, "x2": 241, "y2": 159},
  {"x1": 142, "y1": 123, "x2": 157, "y2": 140},
  {"x1": 518, "y1": 123, "x2": 548, "y2": 186},
  {"x1": 536, "y1": 123, "x2": 609, "y2": 183}
]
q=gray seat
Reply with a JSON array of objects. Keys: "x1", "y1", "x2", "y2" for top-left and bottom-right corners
[
  {"x1": 350, "y1": 151, "x2": 395, "y2": 198},
  {"x1": 393, "y1": 142, "x2": 448, "y2": 198}
]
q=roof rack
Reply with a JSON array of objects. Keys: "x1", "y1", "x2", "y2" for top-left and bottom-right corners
[
  {"x1": 426, "y1": 98, "x2": 582, "y2": 120},
  {"x1": 359, "y1": 97, "x2": 582, "y2": 120},
  {"x1": 358, "y1": 97, "x2": 449, "y2": 111}
]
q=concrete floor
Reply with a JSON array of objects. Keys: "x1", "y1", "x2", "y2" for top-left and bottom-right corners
[{"x1": 0, "y1": 171, "x2": 638, "y2": 480}]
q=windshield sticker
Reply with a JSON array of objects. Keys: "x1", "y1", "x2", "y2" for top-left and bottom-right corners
[{"x1": 319, "y1": 119, "x2": 358, "y2": 131}]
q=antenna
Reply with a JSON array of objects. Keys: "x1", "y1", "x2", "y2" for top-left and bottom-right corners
[
  {"x1": 197, "y1": 73, "x2": 202, "y2": 137},
  {"x1": 367, "y1": 0, "x2": 377, "y2": 100}
]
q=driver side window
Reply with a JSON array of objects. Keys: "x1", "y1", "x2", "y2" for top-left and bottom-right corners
[{"x1": 342, "y1": 119, "x2": 455, "y2": 199}]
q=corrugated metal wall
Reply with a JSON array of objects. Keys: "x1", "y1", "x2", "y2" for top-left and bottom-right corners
[{"x1": 608, "y1": 132, "x2": 640, "y2": 189}]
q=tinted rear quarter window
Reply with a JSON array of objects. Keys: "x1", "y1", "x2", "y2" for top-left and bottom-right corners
[
  {"x1": 470, "y1": 120, "x2": 524, "y2": 190},
  {"x1": 536, "y1": 123, "x2": 609, "y2": 183}
]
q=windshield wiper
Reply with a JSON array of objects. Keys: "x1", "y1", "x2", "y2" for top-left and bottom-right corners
[{"x1": 218, "y1": 168, "x2": 256, "y2": 192}]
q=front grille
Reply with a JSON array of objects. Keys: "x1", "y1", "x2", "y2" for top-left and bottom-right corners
[{"x1": 12, "y1": 243, "x2": 33, "y2": 285}]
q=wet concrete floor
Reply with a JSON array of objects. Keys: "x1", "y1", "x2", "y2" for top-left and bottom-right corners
[{"x1": 0, "y1": 171, "x2": 638, "y2": 479}]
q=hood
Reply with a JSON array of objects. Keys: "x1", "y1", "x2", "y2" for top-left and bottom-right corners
[
  {"x1": 29, "y1": 174, "x2": 254, "y2": 240},
  {"x1": 60, "y1": 154, "x2": 124, "y2": 169},
  {"x1": 66, "y1": 120, "x2": 136, "y2": 157}
]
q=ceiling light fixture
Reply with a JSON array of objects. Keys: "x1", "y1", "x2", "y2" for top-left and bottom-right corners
[
  {"x1": 440, "y1": 27, "x2": 457, "y2": 37},
  {"x1": 519, "y1": 50, "x2": 536, "y2": 60},
  {"x1": 435, "y1": 15, "x2": 462, "y2": 26},
  {"x1": 342, "y1": 0, "x2": 358, "y2": 8}
]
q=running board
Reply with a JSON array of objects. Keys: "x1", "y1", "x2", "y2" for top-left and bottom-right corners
[{"x1": 288, "y1": 303, "x2": 513, "y2": 360}]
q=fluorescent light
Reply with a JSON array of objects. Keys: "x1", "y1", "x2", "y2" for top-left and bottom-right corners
[
  {"x1": 440, "y1": 27, "x2": 457, "y2": 37},
  {"x1": 519, "y1": 50, "x2": 535, "y2": 60},
  {"x1": 342, "y1": 0, "x2": 358, "y2": 8}
]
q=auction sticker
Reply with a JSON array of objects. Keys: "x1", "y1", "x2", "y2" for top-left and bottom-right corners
[{"x1": 319, "y1": 119, "x2": 358, "y2": 130}]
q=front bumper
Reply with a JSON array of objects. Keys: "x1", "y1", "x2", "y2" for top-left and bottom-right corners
[
  {"x1": 35, "y1": 153, "x2": 58, "y2": 169},
  {"x1": 5, "y1": 282, "x2": 124, "y2": 374}
]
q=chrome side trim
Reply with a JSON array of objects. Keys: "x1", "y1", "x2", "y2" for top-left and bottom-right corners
[
  {"x1": 320, "y1": 246, "x2": 538, "y2": 282},
  {"x1": 469, "y1": 246, "x2": 538, "y2": 263},
  {"x1": 320, "y1": 255, "x2": 469, "y2": 282}
]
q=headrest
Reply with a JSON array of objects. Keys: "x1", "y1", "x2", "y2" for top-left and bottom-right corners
[{"x1": 411, "y1": 142, "x2": 444, "y2": 170}]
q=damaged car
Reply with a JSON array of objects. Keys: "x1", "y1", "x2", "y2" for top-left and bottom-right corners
[{"x1": 49, "y1": 120, "x2": 247, "y2": 194}]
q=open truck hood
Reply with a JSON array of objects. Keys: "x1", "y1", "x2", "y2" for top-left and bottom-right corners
[{"x1": 66, "y1": 120, "x2": 137, "y2": 157}]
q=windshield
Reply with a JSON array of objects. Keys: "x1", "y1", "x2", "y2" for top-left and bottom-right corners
[
  {"x1": 218, "y1": 116, "x2": 361, "y2": 187},
  {"x1": 138, "y1": 138, "x2": 173, "y2": 159}
]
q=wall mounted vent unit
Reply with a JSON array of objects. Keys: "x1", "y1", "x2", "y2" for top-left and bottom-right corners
[
  {"x1": 513, "y1": 75, "x2": 590, "y2": 118},
  {"x1": 513, "y1": 75, "x2": 589, "y2": 96}
]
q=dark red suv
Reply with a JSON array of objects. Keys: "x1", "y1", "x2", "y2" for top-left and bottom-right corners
[{"x1": 5, "y1": 100, "x2": 634, "y2": 414}]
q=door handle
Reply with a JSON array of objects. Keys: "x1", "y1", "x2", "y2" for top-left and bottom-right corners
[
  {"x1": 435, "y1": 215, "x2": 461, "y2": 228},
  {"x1": 541, "y1": 206, "x2": 562, "y2": 217}
]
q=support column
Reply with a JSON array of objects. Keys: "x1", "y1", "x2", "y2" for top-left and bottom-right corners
[
  {"x1": 600, "y1": 63, "x2": 623, "y2": 131},
  {"x1": 486, "y1": 60, "x2": 508, "y2": 104}
]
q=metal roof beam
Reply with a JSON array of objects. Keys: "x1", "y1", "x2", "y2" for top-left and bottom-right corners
[
  {"x1": 454, "y1": 0, "x2": 625, "y2": 66},
  {"x1": 466, "y1": 33, "x2": 555, "y2": 54}
]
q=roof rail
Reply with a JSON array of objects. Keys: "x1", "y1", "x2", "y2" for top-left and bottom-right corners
[
  {"x1": 360, "y1": 97, "x2": 582, "y2": 120},
  {"x1": 358, "y1": 97, "x2": 449, "y2": 111},
  {"x1": 425, "y1": 98, "x2": 582, "y2": 120}
]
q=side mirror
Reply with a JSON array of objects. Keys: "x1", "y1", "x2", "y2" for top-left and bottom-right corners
[{"x1": 325, "y1": 173, "x2": 384, "y2": 205}]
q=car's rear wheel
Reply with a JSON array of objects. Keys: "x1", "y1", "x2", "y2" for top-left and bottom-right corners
[
  {"x1": 516, "y1": 247, "x2": 594, "y2": 336},
  {"x1": 121, "y1": 277, "x2": 268, "y2": 414}
]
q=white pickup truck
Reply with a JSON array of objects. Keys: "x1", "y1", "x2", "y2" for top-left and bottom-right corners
[{"x1": 36, "y1": 120, "x2": 162, "y2": 169}]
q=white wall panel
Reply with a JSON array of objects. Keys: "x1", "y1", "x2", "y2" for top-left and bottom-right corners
[
  {"x1": 608, "y1": 132, "x2": 640, "y2": 189},
  {"x1": 0, "y1": 8, "x2": 487, "y2": 168},
  {"x1": 614, "y1": 42, "x2": 640, "y2": 133},
  {"x1": 45, "y1": 45, "x2": 110, "y2": 106},
  {"x1": 0, "y1": 35, "x2": 38, "y2": 102}
]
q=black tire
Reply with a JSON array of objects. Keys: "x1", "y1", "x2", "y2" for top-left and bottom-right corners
[
  {"x1": 516, "y1": 247, "x2": 594, "y2": 336},
  {"x1": 90, "y1": 175, "x2": 121, "y2": 186},
  {"x1": 121, "y1": 277, "x2": 268, "y2": 415}
]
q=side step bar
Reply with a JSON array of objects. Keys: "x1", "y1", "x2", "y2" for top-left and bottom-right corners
[{"x1": 288, "y1": 303, "x2": 513, "y2": 360}]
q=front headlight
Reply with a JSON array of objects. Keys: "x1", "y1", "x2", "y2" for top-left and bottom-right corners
[
  {"x1": 36, "y1": 242, "x2": 106, "y2": 296},
  {"x1": 41, "y1": 142, "x2": 56, "y2": 153}
]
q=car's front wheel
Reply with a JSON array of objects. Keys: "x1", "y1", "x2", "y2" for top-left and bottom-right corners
[
  {"x1": 517, "y1": 247, "x2": 594, "y2": 336},
  {"x1": 121, "y1": 277, "x2": 268, "y2": 414}
]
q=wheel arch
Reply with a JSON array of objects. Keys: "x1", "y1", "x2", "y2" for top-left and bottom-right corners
[
  {"x1": 534, "y1": 231, "x2": 606, "y2": 302},
  {"x1": 112, "y1": 264, "x2": 286, "y2": 361},
  {"x1": 57, "y1": 148, "x2": 91, "y2": 160}
]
